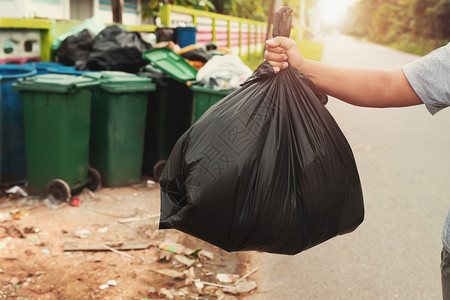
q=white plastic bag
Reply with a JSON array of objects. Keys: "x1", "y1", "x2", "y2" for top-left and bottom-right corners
[{"x1": 196, "y1": 55, "x2": 253, "y2": 90}]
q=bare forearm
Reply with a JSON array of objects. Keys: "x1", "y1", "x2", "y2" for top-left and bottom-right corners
[{"x1": 301, "y1": 60, "x2": 423, "y2": 108}]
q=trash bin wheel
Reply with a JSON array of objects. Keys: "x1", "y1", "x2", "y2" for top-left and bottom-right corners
[
  {"x1": 47, "y1": 179, "x2": 71, "y2": 202},
  {"x1": 153, "y1": 160, "x2": 167, "y2": 182},
  {"x1": 86, "y1": 166, "x2": 101, "y2": 191}
]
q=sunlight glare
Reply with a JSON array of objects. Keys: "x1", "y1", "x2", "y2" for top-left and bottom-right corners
[{"x1": 318, "y1": 0, "x2": 357, "y2": 25}]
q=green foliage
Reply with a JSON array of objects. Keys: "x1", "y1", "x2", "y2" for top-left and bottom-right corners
[
  {"x1": 340, "y1": 0, "x2": 450, "y2": 55},
  {"x1": 142, "y1": 0, "x2": 216, "y2": 21},
  {"x1": 222, "y1": 0, "x2": 270, "y2": 22}
]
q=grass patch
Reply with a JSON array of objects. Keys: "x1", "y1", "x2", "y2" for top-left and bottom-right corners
[
  {"x1": 297, "y1": 38, "x2": 324, "y2": 61},
  {"x1": 244, "y1": 53, "x2": 265, "y2": 71}
]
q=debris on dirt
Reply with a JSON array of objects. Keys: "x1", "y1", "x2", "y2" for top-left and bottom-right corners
[
  {"x1": 158, "y1": 242, "x2": 186, "y2": 254},
  {"x1": 198, "y1": 249, "x2": 215, "y2": 261},
  {"x1": 0, "y1": 224, "x2": 25, "y2": 238},
  {"x1": 71, "y1": 197, "x2": 81, "y2": 207},
  {"x1": 73, "y1": 228, "x2": 91, "y2": 239},
  {"x1": 216, "y1": 273, "x2": 240, "y2": 283},
  {"x1": 158, "y1": 287, "x2": 176, "y2": 299},
  {"x1": 174, "y1": 254, "x2": 196, "y2": 267},
  {"x1": 0, "y1": 212, "x2": 12, "y2": 222},
  {"x1": 118, "y1": 213, "x2": 159, "y2": 224},
  {"x1": 5, "y1": 186, "x2": 28, "y2": 199},
  {"x1": 63, "y1": 239, "x2": 153, "y2": 251},
  {"x1": 11, "y1": 209, "x2": 29, "y2": 220},
  {"x1": 155, "y1": 268, "x2": 186, "y2": 279},
  {"x1": 42, "y1": 195, "x2": 66, "y2": 210},
  {"x1": 101, "y1": 243, "x2": 135, "y2": 259},
  {"x1": 0, "y1": 184, "x2": 255, "y2": 299},
  {"x1": 223, "y1": 279, "x2": 258, "y2": 294}
]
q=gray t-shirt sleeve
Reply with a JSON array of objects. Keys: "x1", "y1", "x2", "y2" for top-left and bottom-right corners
[
  {"x1": 403, "y1": 43, "x2": 450, "y2": 252},
  {"x1": 402, "y1": 42, "x2": 450, "y2": 115}
]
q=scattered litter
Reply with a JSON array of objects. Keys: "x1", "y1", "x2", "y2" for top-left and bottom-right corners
[
  {"x1": 159, "y1": 288, "x2": 175, "y2": 299},
  {"x1": 97, "y1": 227, "x2": 108, "y2": 233},
  {"x1": 195, "y1": 281, "x2": 204, "y2": 293},
  {"x1": 174, "y1": 254, "x2": 196, "y2": 267},
  {"x1": 28, "y1": 236, "x2": 44, "y2": 246},
  {"x1": 10, "y1": 277, "x2": 20, "y2": 285},
  {"x1": 1, "y1": 225, "x2": 25, "y2": 238},
  {"x1": 71, "y1": 197, "x2": 81, "y2": 207},
  {"x1": 0, "y1": 212, "x2": 12, "y2": 222},
  {"x1": 216, "y1": 273, "x2": 239, "y2": 284},
  {"x1": 11, "y1": 209, "x2": 29, "y2": 220},
  {"x1": 5, "y1": 186, "x2": 27, "y2": 198},
  {"x1": 43, "y1": 196, "x2": 66, "y2": 210},
  {"x1": 0, "y1": 269, "x2": 4, "y2": 273},
  {"x1": 73, "y1": 228, "x2": 91, "y2": 239},
  {"x1": 154, "y1": 268, "x2": 186, "y2": 279},
  {"x1": 101, "y1": 243, "x2": 135, "y2": 260},
  {"x1": 79, "y1": 188, "x2": 96, "y2": 200},
  {"x1": 223, "y1": 279, "x2": 257, "y2": 294},
  {"x1": 193, "y1": 280, "x2": 230, "y2": 289},
  {"x1": 24, "y1": 226, "x2": 40, "y2": 234},
  {"x1": 158, "y1": 249, "x2": 173, "y2": 262},
  {"x1": 99, "y1": 284, "x2": 109, "y2": 290},
  {"x1": 198, "y1": 249, "x2": 214, "y2": 261},
  {"x1": 132, "y1": 179, "x2": 157, "y2": 190},
  {"x1": 107, "y1": 279, "x2": 117, "y2": 286},
  {"x1": 118, "y1": 214, "x2": 159, "y2": 224},
  {"x1": 159, "y1": 242, "x2": 185, "y2": 254},
  {"x1": 42, "y1": 249, "x2": 50, "y2": 254},
  {"x1": 235, "y1": 267, "x2": 259, "y2": 285},
  {"x1": 63, "y1": 240, "x2": 152, "y2": 251}
]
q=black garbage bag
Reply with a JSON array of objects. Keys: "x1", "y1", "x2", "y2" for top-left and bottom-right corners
[
  {"x1": 159, "y1": 7, "x2": 364, "y2": 255},
  {"x1": 83, "y1": 25, "x2": 152, "y2": 73},
  {"x1": 178, "y1": 44, "x2": 212, "y2": 63},
  {"x1": 56, "y1": 29, "x2": 96, "y2": 69}
]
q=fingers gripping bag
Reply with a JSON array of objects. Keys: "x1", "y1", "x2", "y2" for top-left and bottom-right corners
[{"x1": 159, "y1": 7, "x2": 364, "y2": 255}]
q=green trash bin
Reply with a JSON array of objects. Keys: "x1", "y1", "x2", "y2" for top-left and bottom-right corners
[
  {"x1": 142, "y1": 48, "x2": 233, "y2": 180},
  {"x1": 13, "y1": 74, "x2": 100, "y2": 200},
  {"x1": 85, "y1": 71, "x2": 156, "y2": 187},
  {"x1": 189, "y1": 85, "x2": 233, "y2": 121}
]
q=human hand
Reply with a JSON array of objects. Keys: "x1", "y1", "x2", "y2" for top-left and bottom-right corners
[{"x1": 265, "y1": 36, "x2": 305, "y2": 73}]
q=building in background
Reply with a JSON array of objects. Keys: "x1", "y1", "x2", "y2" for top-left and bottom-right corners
[{"x1": 0, "y1": 0, "x2": 142, "y2": 25}]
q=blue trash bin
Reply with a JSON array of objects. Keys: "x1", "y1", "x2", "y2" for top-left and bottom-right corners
[
  {"x1": 0, "y1": 64, "x2": 36, "y2": 186},
  {"x1": 26, "y1": 62, "x2": 65, "y2": 75},
  {"x1": 176, "y1": 27, "x2": 197, "y2": 48}
]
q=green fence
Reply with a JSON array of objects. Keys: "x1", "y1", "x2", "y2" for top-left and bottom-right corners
[{"x1": 0, "y1": 5, "x2": 299, "y2": 63}]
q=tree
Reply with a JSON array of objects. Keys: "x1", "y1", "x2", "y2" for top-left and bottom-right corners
[{"x1": 112, "y1": 0, "x2": 124, "y2": 23}]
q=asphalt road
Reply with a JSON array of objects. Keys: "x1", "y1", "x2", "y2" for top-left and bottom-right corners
[{"x1": 245, "y1": 35, "x2": 450, "y2": 299}]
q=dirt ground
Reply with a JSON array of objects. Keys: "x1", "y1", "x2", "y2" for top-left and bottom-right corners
[{"x1": 0, "y1": 180, "x2": 258, "y2": 299}]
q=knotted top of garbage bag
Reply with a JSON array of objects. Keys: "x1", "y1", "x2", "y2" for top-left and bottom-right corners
[{"x1": 272, "y1": 6, "x2": 293, "y2": 38}]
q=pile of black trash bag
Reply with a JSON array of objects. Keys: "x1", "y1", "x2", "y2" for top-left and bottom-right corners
[{"x1": 56, "y1": 25, "x2": 152, "y2": 73}]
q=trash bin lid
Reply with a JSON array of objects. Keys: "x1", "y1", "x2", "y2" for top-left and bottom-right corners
[
  {"x1": 26, "y1": 62, "x2": 65, "y2": 72},
  {"x1": 0, "y1": 64, "x2": 36, "y2": 80},
  {"x1": 83, "y1": 71, "x2": 156, "y2": 93},
  {"x1": 189, "y1": 84, "x2": 234, "y2": 95},
  {"x1": 13, "y1": 74, "x2": 99, "y2": 93},
  {"x1": 142, "y1": 48, "x2": 197, "y2": 83}
]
